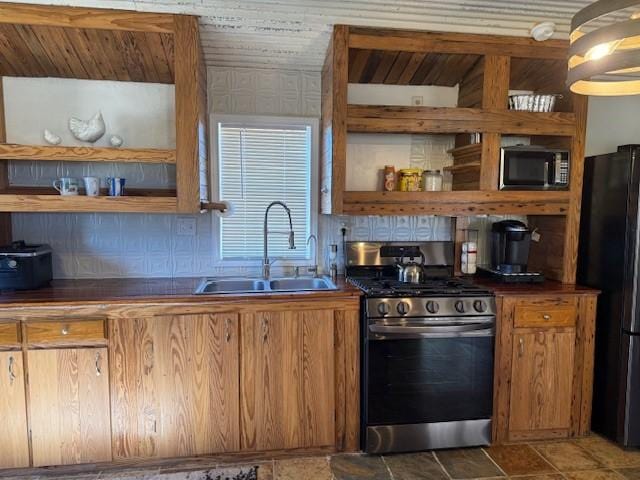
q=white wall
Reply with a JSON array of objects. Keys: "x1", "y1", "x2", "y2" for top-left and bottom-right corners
[
  {"x1": 586, "y1": 96, "x2": 640, "y2": 157},
  {"x1": 4, "y1": 77, "x2": 176, "y2": 188}
]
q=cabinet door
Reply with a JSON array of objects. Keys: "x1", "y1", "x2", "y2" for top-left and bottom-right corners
[
  {"x1": 509, "y1": 330, "x2": 575, "y2": 438},
  {"x1": 240, "y1": 309, "x2": 335, "y2": 451},
  {"x1": 110, "y1": 314, "x2": 240, "y2": 459},
  {"x1": 0, "y1": 352, "x2": 29, "y2": 468},
  {"x1": 28, "y1": 348, "x2": 111, "y2": 467}
]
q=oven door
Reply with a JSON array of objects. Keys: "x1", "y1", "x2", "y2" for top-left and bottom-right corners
[
  {"x1": 500, "y1": 148, "x2": 554, "y2": 190},
  {"x1": 365, "y1": 318, "x2": 495, "y2": 427}
]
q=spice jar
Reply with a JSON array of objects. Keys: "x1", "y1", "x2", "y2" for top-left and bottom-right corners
[
  {"x1": 383, "y1": 165, "x2": 396, "y2": 191},
  {"x1": 398, "y1": 168, "x2": 422, "y2": 192},
  {"x1": 422, "y1": 169, "x2": 443, "y2": 191}
]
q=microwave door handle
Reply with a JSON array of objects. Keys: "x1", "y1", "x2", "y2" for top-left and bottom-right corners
[{"x1": 544, "y1": 161, "x2": 550, "y2": 187}]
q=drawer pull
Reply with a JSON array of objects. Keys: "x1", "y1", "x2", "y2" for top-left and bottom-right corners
[
  {"x1": 225, "y1": 318, "x2": 232, "y2": 343},
  {"x1": 542, "y1": 314, "x2": 551, "y2": 320},
  {"x1": 61, "y1": 325, "x2": 70, "y2": 335},
  {"x1": 519, "y1": 338, "x2": 525, "y2": 357},
  {"x1": 95, "y1": 351, "x2": 102, "y2": 377},
  {"x1": 8, "y1": 356, "x2": 16, "y2": 385}
]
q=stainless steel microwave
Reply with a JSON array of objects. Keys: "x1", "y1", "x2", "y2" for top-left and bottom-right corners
[{"x1": 499, "y1": 146, "x2": 570, "y2": 190}]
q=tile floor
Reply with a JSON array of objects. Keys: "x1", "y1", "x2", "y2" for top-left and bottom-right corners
[{"x1": 5, "y1": 435, "x2": 640, "y2": 480}]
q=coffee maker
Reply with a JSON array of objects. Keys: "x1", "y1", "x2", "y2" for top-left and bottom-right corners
[{"x1": 479, "y1": 220, "x2": 544, "y2": 283}]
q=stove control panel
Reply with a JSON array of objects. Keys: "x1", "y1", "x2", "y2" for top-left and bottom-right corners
[{"x1": 367, "y1": 296, "x2": 496, "y2": 318}]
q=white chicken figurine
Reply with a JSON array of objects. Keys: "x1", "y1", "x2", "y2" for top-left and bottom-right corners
[{"x1": 68, "y1": 111, "x2": 106, "y2": 143}]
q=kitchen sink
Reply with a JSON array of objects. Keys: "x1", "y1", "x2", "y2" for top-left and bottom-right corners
[
  {"x1": 268, "y1": 277, "x2": 335, "y2": 291},
  {"x1": 195, "y1": 276, "x2": 337, "y2": 294}
]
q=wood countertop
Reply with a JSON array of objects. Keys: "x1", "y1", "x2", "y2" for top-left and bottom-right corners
[
  {"x1": 0, "y1": 276, "x2": 361, "y2": 308},
  {"x1": 470, "y1": 277, "x2": 600, "y2": 296}
]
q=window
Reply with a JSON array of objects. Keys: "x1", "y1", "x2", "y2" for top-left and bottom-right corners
[{"x1": 212, "y1": 115, "x2": 318, "y2": 265}]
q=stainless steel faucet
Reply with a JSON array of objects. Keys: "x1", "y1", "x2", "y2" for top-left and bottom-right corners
[
  {"x1": 263, "y1": 201, "x2": 296, "y2": 280},
  {"x1": 306, "y1": 234, "x2": 318, "y2": 277}
]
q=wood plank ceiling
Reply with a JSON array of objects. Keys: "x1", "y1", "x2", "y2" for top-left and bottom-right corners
[
  {"x1": 0, "y1": 0, "x2": 596, "y2": 73},
  {"x1": 0, "y1": 24, "x2": 174, "y2": 83}
]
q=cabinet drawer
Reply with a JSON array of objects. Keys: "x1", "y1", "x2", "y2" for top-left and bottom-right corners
[
  {"x1": 514, "y1": 298, "x2": 578, "y2": 328},
  {"x1": 0, "y1": 322, "x2": 20, "y2": 346},
  {"x1": 25, "y1": 320, "x2": 106, "y2": 345}
]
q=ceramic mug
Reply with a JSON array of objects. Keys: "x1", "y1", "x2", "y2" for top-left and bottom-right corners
[
  {"x1": 106, "y1": 177, "x2": 125, "y2": 196},
  {"x1": 83, "y1": 177, "x2": 100, "y2": 197},
  {"x1": 53, "y1": 177, "x2": 79, "y2": 196}
]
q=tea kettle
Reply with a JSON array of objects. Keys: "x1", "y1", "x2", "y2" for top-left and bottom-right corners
[{"x1": 397, "y1": 252, "x2": 425, "y2": 284}]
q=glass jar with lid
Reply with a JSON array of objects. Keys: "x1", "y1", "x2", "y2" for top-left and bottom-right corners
[
  {"x1": 398, "y1": 168, "x2": 422, "y2": 192},
  {"x1": 422, "y1": 169, "x2": 443, "y2": 191}
]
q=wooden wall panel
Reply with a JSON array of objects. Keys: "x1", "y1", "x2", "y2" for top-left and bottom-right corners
[
  {"x1": 528, "y1": 215, "x2": 567, "y2": 282},
  {"x1": 480, "y1": 55, "x2": 510, "y2": 190},
  {"x1": 0, "y1": 77, "x2": 11, "y2": 246},
  {"x1": 0, "y1": 3, "x2": 175, "y2": 33},
  {"x1": 174, "y1": 15, "x2": 206, "y2": 213},
  {"x1": 321, "y1": 25, "x2": 348, "y2": 214},
  {"x1": 0, "y1": 25, "x2": 174, "y2": 83}
]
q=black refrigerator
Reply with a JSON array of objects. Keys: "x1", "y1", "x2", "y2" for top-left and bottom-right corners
[{"x1": 578, "y1": 144, "x2": 640, "y2": 447}]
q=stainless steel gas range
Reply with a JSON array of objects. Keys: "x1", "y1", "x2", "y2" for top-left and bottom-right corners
[{"x1": 346, "y1": 241, "x2": 496, "y2": 454}]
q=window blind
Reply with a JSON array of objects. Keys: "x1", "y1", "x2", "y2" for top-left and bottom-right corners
[{"x1": 218, "y1": 123, "x2": 312, "y2": 260}]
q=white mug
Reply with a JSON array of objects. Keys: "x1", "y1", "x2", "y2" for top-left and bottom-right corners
[
  {"x1": 83, "y1": 177, "x2": 100, "y2": 196},
  {"x1": 106, "y1": 177, "x2": 125, "y2": 196},
  {"x1": 53, "y1": 177, "x2": 79, "y2": 196}
]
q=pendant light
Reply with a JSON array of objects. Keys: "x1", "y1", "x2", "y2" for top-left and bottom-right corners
[{"x1": 568, "y1": 0, "x2": 640, "y2": 95}]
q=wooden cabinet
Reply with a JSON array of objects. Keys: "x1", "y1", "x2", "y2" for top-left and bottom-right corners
[
  {"x1": 509, "y1": 330, "x2": 575, "y2": 436},
  {"x1": 28, "y1": 348, "x2": 111, "y2": 467},
  {"x1": 240, "y1": 309, "x2": 335, "y2": 451},
  {"x1": 0, "y1": 352, "x2": 29, "y2": 469},
  {"x1": 110, "y1": 313, "x2": 240, "y2": 459},
  {"x1": 494, "y1": 293, "x2": 597, "y2": 444}
]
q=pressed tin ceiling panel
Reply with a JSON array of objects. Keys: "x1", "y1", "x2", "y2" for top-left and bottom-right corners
[{"x1": 1, "y1": 0, "x2": 597, "y2": 71}]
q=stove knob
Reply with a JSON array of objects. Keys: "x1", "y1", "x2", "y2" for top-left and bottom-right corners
[
  {"x1": 425, "y1": 301, "x2": 439, "y2": 314},
  {"x1": 474, "y1": 300, "x2": 487, "y2": 313},
  {"x1": 377, "y1": 302, "x2": 391, "y2": 316},
  {"x1": 7, "y1": 259, "x2": 17, "y2": 269},
  {"x1": 397, "y1": 301, "x2": 410, "y2": 316},
  {"x1": 454, "y1": 300, "x2": 465, "y2": 313}
]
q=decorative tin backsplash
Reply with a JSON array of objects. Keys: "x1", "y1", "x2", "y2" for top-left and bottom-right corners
[{"x1": 11, "y1": 67, "x2": 513, "y2": 278}]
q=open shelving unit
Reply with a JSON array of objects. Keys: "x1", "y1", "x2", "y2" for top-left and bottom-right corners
[
  {"x1": 0, "y1": 2, "x2": 216, "y2": 222},
  {"x1": 321, "y1": 25, "x2": 588, "y2": 283}
]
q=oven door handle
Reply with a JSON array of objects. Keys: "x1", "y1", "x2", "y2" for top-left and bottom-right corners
[{"x1": 369, "y1": 323, "x2": 495, "y2": 339}]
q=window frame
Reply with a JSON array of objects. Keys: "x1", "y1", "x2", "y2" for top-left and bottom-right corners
[{"x1": 210, "y1": 113, "x2": 320, "y2": 268}]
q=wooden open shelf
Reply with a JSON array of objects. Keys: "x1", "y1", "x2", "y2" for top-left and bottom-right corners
[
  {"x1": 0, "y1": 144, "x2": 176, "y2": 164},
  {"x1": 0, "y1": 3, "x2": 210, "y2": 216},
  {"x1": 346, "y1": 105, "x2": 576, "y2": 136},
  {"x1": 342, "y1": 190, "x2": 570, "y2": 216},
  {"x1": 0, "y1": 194, "x2": 177, "y2": 213}
]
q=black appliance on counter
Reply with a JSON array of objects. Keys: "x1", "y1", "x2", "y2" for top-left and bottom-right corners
[
  {"x1": 478, "y1": 220, "x2": 544, "y2": 283},
  {"x1": 346, "y1": 241, "x2": 496, "y2": 454},
  {"x1": 0, "y1": 241, "x2": 52, "y2": 290},
  {"x1": 578, "y1": 144, "x2": 640, "y2": 447}
]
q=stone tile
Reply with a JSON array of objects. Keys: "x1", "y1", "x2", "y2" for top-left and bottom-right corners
[
  {"x1": 485, "y1": 444, "x2": 555, "y2": 476},
  {"x1": 330, "y1": 454, "x2": 391, "y2": 480},
  {"x1": 274, "y1": 457, "x2": 332, "y2": 480},
  {"x1": 534, "y1": 442, "x2": 603, "y2": 472},
  {"x1": 617, "y1": 467, "x2": 640, "y2": 480},
  {"x1": 564, "y1": 470, "x2": 626, "y2": 480},
  {"x1": 382, "y1": 452, "x2": 448, "y2": 480},
  {"x1": 435, "y1": 448, "x2": 504, "y2": 479},
  {"x1": 575, "y1": 436, "x2": 640, "y2": 468},
  {"x1": 507, "y1": 475, "x2": 564, "y2": 480}
]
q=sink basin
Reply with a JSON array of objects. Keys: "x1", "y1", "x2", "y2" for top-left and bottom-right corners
[
  {"x1": 195, "y1": 278, "x2": 269, "y2": 294},
  {"x1": 195, "y1": 276, "x2": 337, "y2": 294},
  {"x1": 269, "y1": 277, "x2": 336, "y2": 292}
]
